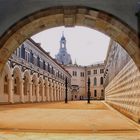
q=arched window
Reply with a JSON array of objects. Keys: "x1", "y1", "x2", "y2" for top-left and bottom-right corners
[
  {"x1": 44, "y1": 82, "x2": 47, "y2": 97},
  {"x1": 39, "y1": 80, "x2": 42, "y2": 96},
  {"x1": 23, "y1": 76, "x2": 29, "y2": 95},
  {"x1": 100, "y1": 77, "x2": 103, "y2": 85},
  {"x1": 94, "y1": 90, "x2": 97, "y2": 97},
  {"x1": 14, "y1": 77, "x2": 20, "y2": 95},
  {"x1": 101, "y1": 89, "x2": 104, "y2": 97},
  {"x1": 4, "y1": 75, "x2": 8, "y2": 94},
  {"x1": 94, "y1": 77, "x2": 97, "y2": 86}
]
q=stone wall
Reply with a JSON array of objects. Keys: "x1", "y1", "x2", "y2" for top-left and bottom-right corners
[{"x1": 105, "y1": 59, "x2": 140, "y2": 123}]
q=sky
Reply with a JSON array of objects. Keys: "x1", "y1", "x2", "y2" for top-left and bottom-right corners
[{"x1": 32, "y1": 26, "x2": 110, "y2": 66}]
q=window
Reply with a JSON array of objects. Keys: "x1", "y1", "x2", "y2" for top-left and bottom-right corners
[
  {"x1": 18, "y1": 48, "x2": 21, "y2": 57},
  {"x1": 25, "y1": 51, "x2": 30, "y2": 62},
  {"x1": 73, "y1": 71, "x2": 74, "y2": 76},
  {"x1": 87, "y1": 71, "x2": 91, "y2": 75},
  {"x1": 93, "y1": 70, "x2": 97, "y2": 74},
  {"x1": 94, "y1": 77, "x2": 97, "y2": 86},
  {"x1": 4, "y1": 75, "x2": 8, "y2": 94},
  {"x1": 14, "y1": 77, "x2": 20, "y2": 95},
  {"x1": 39, "y1": 59, "x2": 43, "y2": 69},
  {"x1": 100, "y1": 69, "x2": 104, "y2": 74},
  {"x1": 94, "y1": 90, "x2": 97, "y2": 97},
  {"x1": 30, "y1": 52, "x2": 33, "y2": 64},
  {"x1": 100, "y1": 77, "x2": 103, "y2": 85},
  {"x1": 15, "y1": 48, "x2": 20, "y2": 57},
  {"x1": 80, "y1": 72, "x2": 84, "y2": 77},
  {"x1": 37, "y1": 56, "x2": 40, "y2": 67},
  {"x1": 51, "y1": 67, "x2": 54, "y2": 74},
  {"x1": 21, "y1": 44, "x2": 25, "y2": 59},
  {"x1": 33, "y1": 56, "x2": 37, "y2": 66},
  {"x1": 48, "y1": 63, "x2": 50, "y2": 73},
  {"x1": 43, "y1": 60, "x2": 46, "y2": 70},
  {"x1": 23, "y1": 77, "x2": 28, "y2": 95},
  {"x1": 73, "y1": 71, "x2": 77, "y2": 76}
]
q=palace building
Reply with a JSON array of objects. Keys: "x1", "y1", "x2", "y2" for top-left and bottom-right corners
[
  {"x1": 0, "y1": 38, "x2": 71, "y2": 103},
  {"x1": 55, "y1": 34, "x2": 105, "y2": 100},
  {"x1": 65, "y1": 63, "x2": 104, "y2": 100}
]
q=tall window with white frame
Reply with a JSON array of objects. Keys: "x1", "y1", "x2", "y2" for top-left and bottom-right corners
[
  {"x1": 94, "y1": 77, "x2": 97, "y2": 86},
  {"x1": 100, "y1": 77, "x2": 103, "y2": 85}
]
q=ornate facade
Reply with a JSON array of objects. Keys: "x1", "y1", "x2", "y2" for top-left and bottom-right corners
[
  {"x1": 65, "y1": 63, "x2": 104, "y2": 100},
  {"x1": 104, "y1": 40, "x2": 140, "y2": 123},
  {"x1": 0, "y1": 39, "x2": 71, "y2": 103}
]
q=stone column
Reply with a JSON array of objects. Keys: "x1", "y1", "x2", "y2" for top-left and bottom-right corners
[
  {"x1": 47, "y1": 82, "x2": 50, "y2": 101},
  {"x1": 9, "y1": 77, "x2": 14, "y2": 103},
  {"x1": 44, "y1": 83, "x2": 47, "y2": 102},
  {"x1": 54, "y1": 82, "x2": 56, "y2": 101},
  {"x1": 62, "y1": 86, "x2": 65, "y2": 101},
  {"x1": 51, "y1": 82, "x2": 54, "y2": 101},
  {"x1": 58, "y1": 84, "x2": 60, "y2": 101},
  {"x1": 49, "y1": 80, "x2": 52, "y2": 101},
  {"x1": 56, "y1": 83, "x2": 58, "y2": 101},
  {"x1": 20, "y1": 80, "x2": 24, "y2": 103},
  {"x1": 59, "y1": 84, "x2": 61, "y2": 101},
  {"x1": 36, "y1": 83, "x2": 39, "y2": 102},
  {"x1": 42, "y1": 81, "x2": 45, "y2": 102},
  {"x1": 29, "y1": 82, "x2": 33, "y2": 102}
]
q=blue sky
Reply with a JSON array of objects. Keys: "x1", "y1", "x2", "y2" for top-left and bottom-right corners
[{"x1": 32, "y1": 26, "x2": 110, "y2": 66}]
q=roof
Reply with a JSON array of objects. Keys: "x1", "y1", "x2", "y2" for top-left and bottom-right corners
[{"x1": 28, "y1": 38, "x2": 71, "y2": 77}]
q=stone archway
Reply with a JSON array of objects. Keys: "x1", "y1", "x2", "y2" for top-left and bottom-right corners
[
  {"x1": 1, "y1": 63, "x2": 12, "y2": 103},
  {"x1": 13, "y1": 66, "x2": 22, "y2": 103},
  {"x1": 0, "y1": 6, "x2": 139, "y2": 73},
  {"x1": 23, "y1": 70, "x2": 30, "y2": 102},
  {"x1": 39, "y1": 76, "x2": 44, "y2": 102}
]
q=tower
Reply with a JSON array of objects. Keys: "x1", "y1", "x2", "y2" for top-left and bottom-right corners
[{"x1": 55, "y1": 33, "x2": 72, "y2": 65}]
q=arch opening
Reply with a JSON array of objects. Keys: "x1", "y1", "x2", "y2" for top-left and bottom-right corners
[{"x1": 0, "y1": 6, "x2": 139, "y2": 73}]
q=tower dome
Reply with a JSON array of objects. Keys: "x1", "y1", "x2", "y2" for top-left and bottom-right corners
[{"x1": 55, "y1": 33, "x2": 72, "y2": 65}]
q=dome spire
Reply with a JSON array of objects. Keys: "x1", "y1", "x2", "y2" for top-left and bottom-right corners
[{"x1": 60, "y1": 31, "x2": 66, "y2": 49}]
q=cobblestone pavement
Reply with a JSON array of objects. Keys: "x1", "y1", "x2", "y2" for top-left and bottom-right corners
[{"x1": 0, "y1": 101, "x2": 139, "y2": 140}]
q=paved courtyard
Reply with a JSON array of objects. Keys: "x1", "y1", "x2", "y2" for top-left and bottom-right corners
[{"x1": 0, "y1": 101, "x2": 139, "y2": 140}]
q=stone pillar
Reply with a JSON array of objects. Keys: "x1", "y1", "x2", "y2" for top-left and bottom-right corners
[
  {"x1": 44, "y1": 82, "x2": 47, "y2": 102},
  {"x1": 36, "y1": 83, "x2": 39, "y2": 102},
  {"x1": 62, "y1": 86, "x2": 65, "y2": 101},
  {"x1": 47, "y1": 82, "x2": 50, "y2": 101},
  {"x1": 58, "y1": 84, "x2": 60, "y2": 101},
  {"x1": 56, "y1": 83, "x2": 58, "y2": 101},
  {"x1": 49, "y1": 80, "x2": 52, "y2": 101},
  {"x1": 29, "y1": 82, "x2": 33, "y2": 102},
  {"x1": 9, "y1": 78, "x2": 14, "y2": 103},
  {"x1": 60, "y1": 84, "x2": 62, "y2": 101},
  {"x1": 20, "y1": 80, "x2": 24, "y2": 103},
  {"x1": 42, "y1": 81, "x2": 45, "y2": 102},
  {"x1": 54, "y1": 82, "x2": 56, "y2": 101},
  {"x1": 51, "y1": 82, "x2": 54, "y2": 101}
]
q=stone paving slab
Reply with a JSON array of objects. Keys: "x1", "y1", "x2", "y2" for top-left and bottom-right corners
[
  {"x1": 0, "y1": 101, "x2": 139, "y2": 133},
  {"x1": 0, "y1": 101, "x2": 108, "y2": 110}
]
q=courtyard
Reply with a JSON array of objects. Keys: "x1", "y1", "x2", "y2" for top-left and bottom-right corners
[{"x1": 0, "y1": 101, "x2": 139, "y2": 139}]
